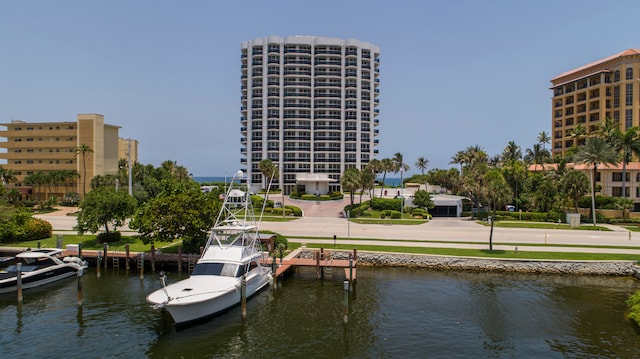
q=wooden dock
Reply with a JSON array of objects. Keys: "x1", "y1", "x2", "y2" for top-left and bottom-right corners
[
  {"x1": 1, "y1": 246, "x2": 358, "y2": 282},
  {"x1": 272, "y1": 248, "x2": 357, "y2": 282}
]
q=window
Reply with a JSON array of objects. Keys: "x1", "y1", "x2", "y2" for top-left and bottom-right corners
[
  {"x1": 626, "y1": 84, "x2": 633, "y2": 106},
  {"x1": 613, "y1": 172, "x2": 630, "y2": 181},
  {"x1": 626, "y1": 109, "x2": 633, "y2": 129},
  {"x1": 627, "y1": 67, "x2": 634, "y2": 80},
  {"x1": 614, "y1": 70, "x2": 620, "y2": 82}
]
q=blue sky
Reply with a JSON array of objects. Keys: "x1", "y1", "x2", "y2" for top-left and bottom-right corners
[{"x1": 1, "y1": 0, "x2": 638, "y2": 176}]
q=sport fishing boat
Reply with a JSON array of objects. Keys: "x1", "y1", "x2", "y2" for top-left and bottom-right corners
[
  {"x1": 146, "y1": 170, "x2": 272, "y2": 325},
  {"x1": 0, "y1": 248, "x2": 87, "y2": 294}
]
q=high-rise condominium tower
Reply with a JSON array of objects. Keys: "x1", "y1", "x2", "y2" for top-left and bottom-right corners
[{"x1": 241, "y1": 36, "x2": 380, "y2": 194}]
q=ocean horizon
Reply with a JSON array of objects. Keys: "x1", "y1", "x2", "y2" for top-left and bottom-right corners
[{"x1": 194, "y1": 176, "x2": 403, "y2": 187}]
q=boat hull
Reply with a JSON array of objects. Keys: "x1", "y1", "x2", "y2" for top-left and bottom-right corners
[
  {"x1": 151, "y1": 269, "x2": 272, "y2": 325},
  {"x1": 0, "y1": 266, "x2": 81, "y2": 294}
]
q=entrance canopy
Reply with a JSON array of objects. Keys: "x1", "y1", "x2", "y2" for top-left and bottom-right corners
[{"x1": 295, "y1": 174, "x2": 336, "y2": 195}]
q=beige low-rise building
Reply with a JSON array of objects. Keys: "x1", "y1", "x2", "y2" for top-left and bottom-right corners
[
  {"x1": 529, "y1": 162, "x2": 640, "y2": 211},
  {"x1": 0, "y1": 114, "x2": 138, "y2": 200}
]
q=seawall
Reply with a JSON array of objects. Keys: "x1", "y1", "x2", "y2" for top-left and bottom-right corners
[{"x1": 299, "y1": 249, "x2": 640, "y2": 278}]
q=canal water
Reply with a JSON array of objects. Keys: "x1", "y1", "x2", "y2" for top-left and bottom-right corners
[{"x1": 1, "y1": 266, "x2": 640, "y2": 358}]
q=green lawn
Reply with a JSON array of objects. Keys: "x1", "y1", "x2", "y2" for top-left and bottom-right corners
[
  {"x1": 301, "y1": 243, "x2": 640, "y2": 261},
  {"x1": 350, "y1": 218, "x2": 427, "y2": 225},
  {"x1": 10, "y1": 234, "x2": 182, "y2": 253},
  {"x1": 478, "y1": 220, "x2": 612, "y2": 231}
]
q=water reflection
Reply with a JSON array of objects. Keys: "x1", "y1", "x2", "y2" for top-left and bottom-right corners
[{"x1": 0, "y1": 266, "x2": 639, "y2": 358}]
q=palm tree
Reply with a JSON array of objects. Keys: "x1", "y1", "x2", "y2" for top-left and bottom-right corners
[
  {"x1": 74, "y1": 144, "x2": 93, "y2": 198},
  {"x1": 568, "y1": 124, "x2": 587, "y2": 152},
  {"x1": 501, "y1": 141, "x2": 522, "y2": 163},
  {"x1": 258, "y1": 159, "x2": 278, "y2": 189},
  {"x1": 341, "y1": 168, "x2": 362, "y2": 206},
  {"x1": 561, "y1": 170, "x2": 589, "y2": 212},
  {"x1": 524, "y1": 143, "x2": 550, "y2": 171},
  {"x1": 379, "y1": 158, "x2": 394, "y2": 197},
  {"x1": 0, "y1": 167, "x2": 17, "y2": 186},
  {"x1": 574, "y1": 137, "x2": 619, "y2": 225},
  {"x1": 392, "y1": 152, "x2": 410, "y2": 194},
  {"x1": 537, "y1": 131, "x2": 551, "y2": 152},
  {"x1": 359, "y1": 166, "x2": 375, "y2": 203},
  {"x1": 482, "y1": 169, "x2": 513, "y2": 251},
  {"x1": 615, "y1": 126, "x2": 640, "y2": 197},
  {"x1": 415, "y1": 156, "x2": 429, "y2": 175}
]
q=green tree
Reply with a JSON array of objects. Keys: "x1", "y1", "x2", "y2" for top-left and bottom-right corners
[
  {"x1": 74, "y1": 144, "x2": 93, "y2": 198},
  {"x1": 501, "y1": 141, "x2": 522, "y2": 163},
  {"x1": 415, "y1": 156, "x2": 429, "y2": 175},
  {"x1": 258, "y1": 159, "x2": 278, "y2": 190},
  {"x1": 75, "y1": 187, "x2": 137, "y2": 235},
  {"x1": 341, "y1": 168, "x2": 362, "y2": 206},
  {"x1": 574, "y1": 137, "x2": 619, "y2": 225},
  {"x1": 615, "y1": 126, "x2": 640, "y2": 197},
  {"x1": 482, "y1": 169, "x2": 513, "y2": 251},
  {"x1": 524, "y1": 143, "x2": 551, "y2": 171},
  {"x1": 537, "y1": 131, "x2": 551, "y2": 152},
  {"x1": 129, "y1": 181, "x2": 219, "y2": 253},
  {"x1": 379, "y1": 158, "x2": 394, "y2": 198},
  {"x1": 412, "y1": 189, "x2": 434, "y2": 211},
  {"x1": 561, "y1": 169, "x2": 589, "y2": 212},
  {"x1": 359, "y1": 165, "x2": 376, "y2": 202}
]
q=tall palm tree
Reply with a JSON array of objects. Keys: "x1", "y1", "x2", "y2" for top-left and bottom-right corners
[
  {"x1": 258, "y1": 159, "x2": 279, "y2": 202},
  {"x1": 359, "y1": 166, "x2": 375, "y2": 202},
  {"x1": 379, "y1": 158, "x2": 394, "y2": 197},
  {"x1": 561, "y1": 169, "x2": 590, "y2": 212},
  {"x1": 524, "y1": 143, "x2": 550, "y2": 172},
  {"x1": 574, "y1": 137, "x2": 619, "y2": 225},
  {"x1": 501, "y1": 141, "x2": 522, "y2": 163},
  {"x1": 615, "y1": 126, "x2": 640, "y2": 197},
  {"x1": 415, "y1": 156, "x2": 429, "y2": 175},
  {"x1": 537, "y1": 131, "x2": 551, "y2": 152},
  {"x1": 74, "y1": 144, "x2": 93, "y2": 198},
  {"x1": 568, "y1": 124, "x2": 587, "y2": 152},
  {"x1": 341, "y1": 168, "x2": 362, "y2": 206},
  {"x1": 392, "y1": 152, "x2": 410, "y2": 191},
  {"x1": 0, "y1": 167, "x2": 17, "y2": 186}
]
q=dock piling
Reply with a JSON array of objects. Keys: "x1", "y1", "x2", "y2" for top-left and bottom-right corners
[
  {"x1": 16, "y1": 262, "x2": 23, "y2": 302},
  {"x1": 125, "y1": 244, "x2": 130, "y2": 271},
  {"x1": 77, "y1": 270, "x2": 83, "y2": 306},
  {"x1": 139, "y1": 253, "x2": 145, "y2": 280},
  {"x1": 241, "y1": 276, "x2": 247, "y2": 320},
  {"x1": 177, "y1": 246, "x2": 182, "y2": 273},
  {"x1": 96, "y1": 251, "x2": 102, "y2": 278},
  {"x1": 151, "y1": 245, "x2": 156, "y2": 273},
  {"x1": 103, "y1": 243, "x2": 108, "y2": 269},
  {"x1": 343, "y1": 279, "x2": 349, "y2": 324}
]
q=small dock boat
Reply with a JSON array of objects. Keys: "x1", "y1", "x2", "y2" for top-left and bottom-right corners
[
  {"x1": 146, "y1": 170, "x2": 272, "y2": 325},
  {"x1": 0, "y1": 248, "x2": 87, "y2": 294}
]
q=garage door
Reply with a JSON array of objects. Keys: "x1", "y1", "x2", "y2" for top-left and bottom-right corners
[{"x1": 431, "y1": 205, "x2": 457, "y2": 217}]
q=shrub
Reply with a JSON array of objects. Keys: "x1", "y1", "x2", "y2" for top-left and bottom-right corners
[
  {"x1": 370, "y1": 197, "x2": 402, "y2": 211},
  {"x1": 23, "y1": 218, "x2": 52, "y2": 241},
  {"x1": 97, "y1": 231, "x2": 122, "y2": 243},
  {"x1": 285, "y1": 205, "x2": 303, "y2": 217},
  {"x1": 627, "y1": 290, "x2": 640, "y2": 326},
  {"x1": 271, "y1": 207, "x2": 292, "y2": 216}
]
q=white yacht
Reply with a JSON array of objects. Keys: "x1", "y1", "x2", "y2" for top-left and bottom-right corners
[
  {"x1": 0, "y1": 248, "x2": 87, "y2": 294},
  {"x1": 146, "y1": 170, "x2": 272, "y2": 325}
]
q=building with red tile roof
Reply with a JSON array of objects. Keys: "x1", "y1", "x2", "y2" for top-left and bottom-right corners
[{"x1": 550, "y1": 49, "x2": 640, "y2": 156}]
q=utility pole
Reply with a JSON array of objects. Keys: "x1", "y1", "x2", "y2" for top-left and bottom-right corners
[{"x1": 127, "y1": 139, "x2": 133, "y2": 196}]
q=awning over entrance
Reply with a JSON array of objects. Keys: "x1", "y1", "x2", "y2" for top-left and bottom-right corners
[{"x1": 295, "y1": 174, "x2": 336, "y2": 195}]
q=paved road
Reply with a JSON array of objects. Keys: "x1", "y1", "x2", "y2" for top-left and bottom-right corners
[{"x1": 37, "y1": 205, "x2": 640, "y2": 255}]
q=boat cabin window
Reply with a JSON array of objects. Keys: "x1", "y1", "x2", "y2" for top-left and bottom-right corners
[{"x1": 192, "y1": 262, "x2": 241, "y2": 277}]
